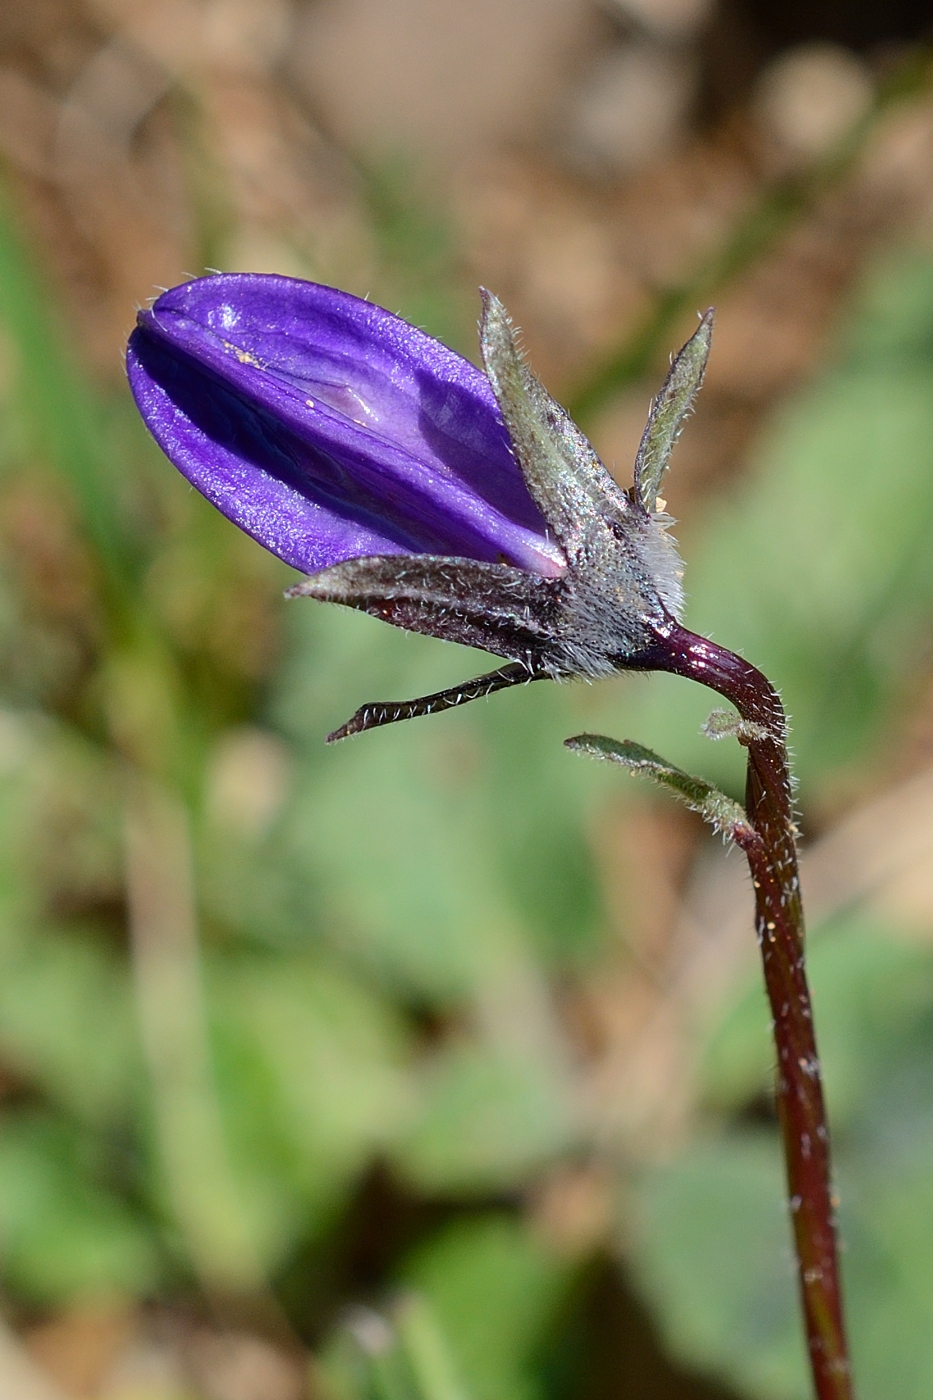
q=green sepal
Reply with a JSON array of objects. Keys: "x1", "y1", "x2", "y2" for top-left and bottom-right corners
[
  {"x1": 565, "y1": 732, "x2": 755, "y2": 842},
  {"x1": 479, "y1": 289, "x2": 628, "y2": 556},
  {"x1": 634, "y1": 310, "x2": 713, "y2": 513}
]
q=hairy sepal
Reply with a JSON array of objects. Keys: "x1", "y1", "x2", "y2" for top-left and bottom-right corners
[
  {"x1": 634, "y1": 310, "x2": 713, "y2": 514},
  {"x1": 290, "y1": 554, "x2": 565, "y2": 673},
  {"x1": 480, "y1": 290, "x2": 686, "y2": 631}
]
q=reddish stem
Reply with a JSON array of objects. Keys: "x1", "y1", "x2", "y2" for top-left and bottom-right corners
[{"x1": 639, "y1": 625, "x2": 853, "y2": 1400}]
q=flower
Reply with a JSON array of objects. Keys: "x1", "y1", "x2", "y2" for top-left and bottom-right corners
[{"x1": 128, "y1": 275, "x2": 710, "y2": 739}]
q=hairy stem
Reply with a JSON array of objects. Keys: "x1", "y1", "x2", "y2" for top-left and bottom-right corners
[{"x1": 642, "y1": 625, "x2": 852, "y2": 1400}]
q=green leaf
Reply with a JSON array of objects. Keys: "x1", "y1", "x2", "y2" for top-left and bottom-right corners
[
  {"x1": 565, "y1": 733, "x2": 752, "y2": 840},
  {"x1": 0, "y1": 931, "x2": 137, "y2": 1125},
  {"x1": 393, "y1": 1294, "x2": 473, "y2": 1400},
  {"x1": 0, "y1": 1114, "x2": 160, "y2": 1303},
  {"x1": 633, "y1": 911, "x2": 933, "y2": 1400},
  {"x1": 208, "y1": 954, "x2": 414, "y2": 1265},
  {"x1": 398, "y1": 1216, "x2": 573, "y2": 1400},
  {"x1": 271, "y1": 604, "x2": 607, "y2": 999},
  {"x1": 631, "y1": 1133, "x2": 808, "y2": 1400},
  {"x1": 393, "y1": 1042, "x2": 575, "y2": 1195},
  {"x1": 0, "y1": 722, "x2": 137, "y2": 1124},
  {"x1": 321, "y1": 1295, "x2": 473, "y2": 1400}
]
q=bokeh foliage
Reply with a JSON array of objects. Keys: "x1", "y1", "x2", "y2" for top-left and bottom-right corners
[{"x1": 3, "y1": 156, "x2": 933, "y2": 1400}]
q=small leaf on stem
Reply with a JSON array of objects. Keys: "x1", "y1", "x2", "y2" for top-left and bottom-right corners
[
  {"x1": 565, "y1": 732, "x2": 756, "y2": 843},
  {"x1": 703, "y1": 707, "x2": 773, "y2": 745}
]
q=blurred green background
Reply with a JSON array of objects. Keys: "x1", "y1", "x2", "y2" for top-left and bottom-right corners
[{"x1": 1, "y1": 3, "x2": 933, "y2": 1398}]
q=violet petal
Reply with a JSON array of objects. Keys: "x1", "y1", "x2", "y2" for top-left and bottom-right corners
[{"x1": 128, "y1": 274, "x2": 565, "y2": 577}]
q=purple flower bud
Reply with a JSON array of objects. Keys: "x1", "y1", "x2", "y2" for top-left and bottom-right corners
[
  {"x1": 127, "y1": 275, "x2": 711, "y2": 740},
  {"x1": 127, "y1": 275, "x2": 565, "y2": 578}
]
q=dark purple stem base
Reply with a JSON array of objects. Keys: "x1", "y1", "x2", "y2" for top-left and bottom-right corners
[{"x1": 642, "y1": 625, "x2": 853, "y2": 1400}]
